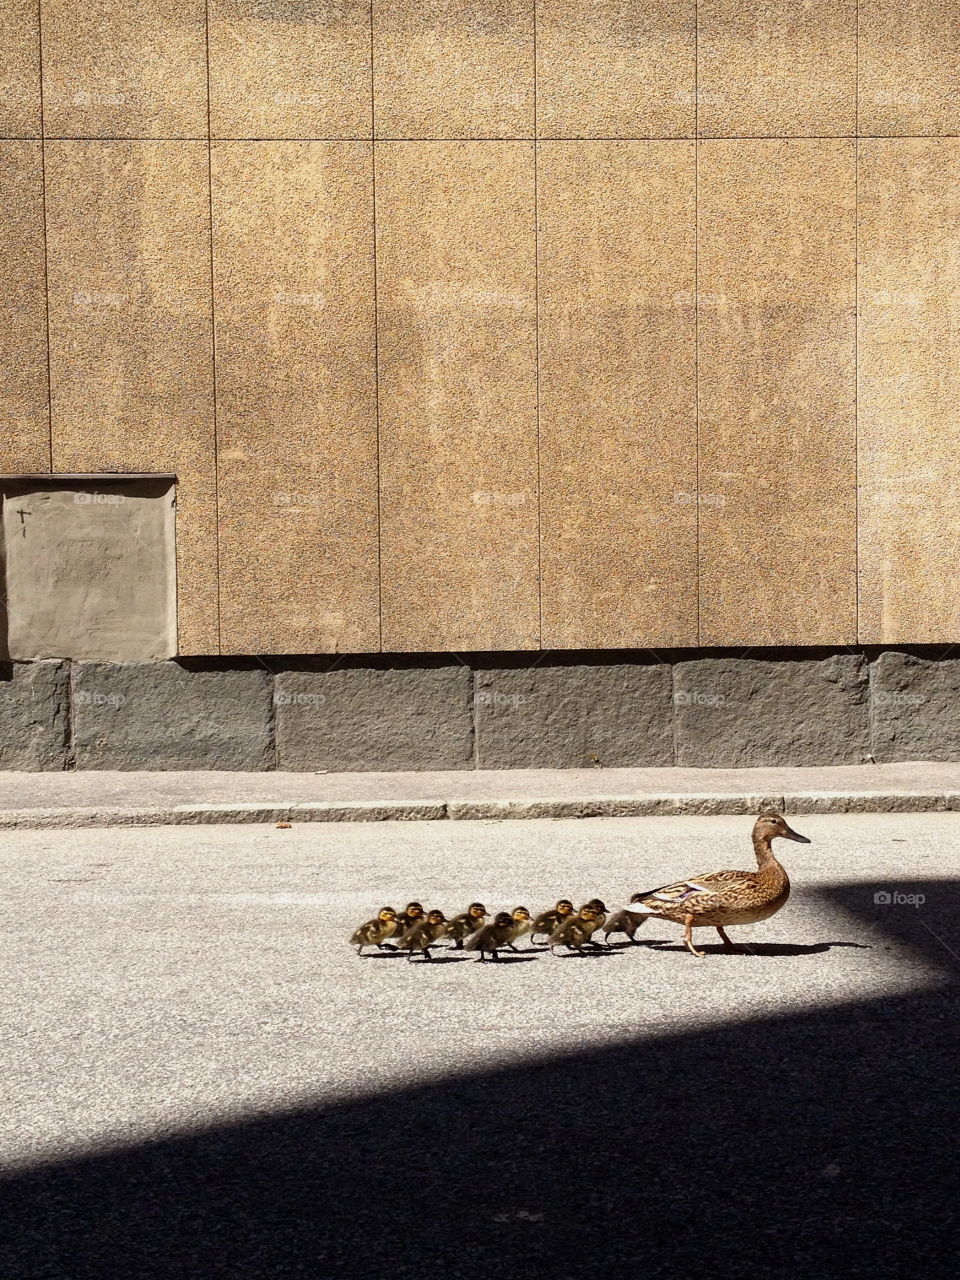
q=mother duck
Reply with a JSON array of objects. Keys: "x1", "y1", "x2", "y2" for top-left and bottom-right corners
[{"x1": 622, "y1": 810, "x2": 810, "y2": 957}]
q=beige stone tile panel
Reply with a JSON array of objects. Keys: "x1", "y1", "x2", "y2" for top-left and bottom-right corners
[
  {"x1": 45, "y1": 141, "x2": 217, "y2": 654},
  {"x1": 538, "y1": 140, "x2": 696, "y2": 649},
  {"x1": 859, "y1": 1, "x2": 960, "y2": 136},
  {"x1": 698, "y1": 140, "x2": 856, "y2": 647},
  {"x1": 0, "y1": 142, "x2": 48, "y2": 473},
  {"x1": 41, "y1": 0, "x2": 207, "y2": 137},
  {"x1": 0, "y1": 0, "x2": 41, "y2": 136},
  {"x1": 377, "y1": 141, "x2": 538, "y2": 651},
  {"x1": 536, "y1": 0, "x2": 695, "y2": 139},
  {"x1": 698, "y1": 0, "x2": 856, "y2": 137},
  {"x1": 208, "y1": 1, "x2": 371, "y2": 139},
  {"x1": 212, "y1": 142, "x2": 378, "y2": 654},
  {"x1": 374, "y1": 1, "x2": 533, "y2": 138},
  {"x1": 858, "y1": 140, "x2": 960, "y2": 643}
]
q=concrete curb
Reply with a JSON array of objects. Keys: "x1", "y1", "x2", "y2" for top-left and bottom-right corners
[{"x1": 0, "y1": 789, "x2": 954, "y2": 829}]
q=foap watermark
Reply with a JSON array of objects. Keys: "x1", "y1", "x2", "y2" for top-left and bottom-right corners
[
  {"x1": 274, "y1": 289, "x2": 326, "y2": 308},
  {"x1": 74, "y1": 491, "x2": 125, "y2": 506},
  {"x1": 75, "y1": 690, "x2": 126, "y2": 709},
  {"x1": 273, "y1": 492, "x2": 324, "y2": 508},
  {"x1": 273, "y1": 691, "x2": 326, "y2": 707},
  {"x1": 675, "y1": 490, "x2": 725, "y2": 509},
  {"x1": 674, "y1": 689, "x2": 726, "y2": 708},
  {"x1": 672, "y1": 290, "x2": 727, "y2": 309},
  {"x1": 873, "y1": 690, "x2": 926, "y2": 708},
  {"x1": 472, "y1": 491, "x2": 528, "y2": 506},
  {"x1": 475, "y1": 690, "x2": 526, "y2": 710},
  {"x1": 73, "y1": 289, "x2": 125, "y2": 309},
  {"x1": 874, "y1": 889, "x2": 926, "y2": 908},
  {"x1": 72, "y1": 89, "x2": 127, "y2": 106}
]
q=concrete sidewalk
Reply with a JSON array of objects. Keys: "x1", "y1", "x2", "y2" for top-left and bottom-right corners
[{"x1": 1, "y1": 761, "x2": 960, "y2": 828}]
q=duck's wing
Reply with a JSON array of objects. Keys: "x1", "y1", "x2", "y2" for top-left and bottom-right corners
[
  {"x1": 630, "y1": 870, "x2": 758, "y2": 912},
  {"x1": 349, "y1": 921, "x2": 375, "y2": 945},
  {"x1": 464, "y1": 925, "x2": 492, "y2": 950}
]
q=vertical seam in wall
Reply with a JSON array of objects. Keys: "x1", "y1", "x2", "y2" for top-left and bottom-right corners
[
  {"x1": 64, "y1": 660, "x2": 75, "y2": 771},
  {"x1": 203, "y1": 2, "x2": 222, "y2": 655},
  {"x1": 370, "y1": 2, "x2": 383, "y2": 653},
  {"x1": 854, "y1": 0, "x2": 860, "y2": 645},
  {"x1": 694, "y1": 2, "x2": 701, "y2": 645},
  {"x1": 533, "y1": 1, "x2": 543, "y2": 649},
  {"x1": 37, "y1": 1, "x2": 53, "y2": 472}
]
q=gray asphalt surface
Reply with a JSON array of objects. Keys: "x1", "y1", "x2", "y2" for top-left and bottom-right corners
[{"x1": 2, "y1": 813, "x2": 958, "y2": 1279}]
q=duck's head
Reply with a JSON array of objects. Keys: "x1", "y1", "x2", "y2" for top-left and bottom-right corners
[
  {"x1": 426, "y1": 909, "x2": 446, "y2": 925},
  {"x1": 493, "y1": 912, "x2": 514, "y2": 929},
  {"x1": 556, "y1": 900, "x2": 574, "y2": 916},
  {"x1": 467, "y1": 902, "x2": 487, "y2": 920},
  {"x1": 378, "y1": 907, "x2": 398, "y2": 923},
  {"x1": 754, "y1": 811, "x2": 810, "y2": 844},
  {"x1": 582, "y1": 898, "x2": 608, "y2": 913},
  {"x1": 580, "y1": 905, "x2": 601, "y2": 922},
  {"x1": 404, "y1": 901, "x2": 425, "y2": 918},
  {"x1": 512, "y1": 906, "x2": 532, "y2": 922}
]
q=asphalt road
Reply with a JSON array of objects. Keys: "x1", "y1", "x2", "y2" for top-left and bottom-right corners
[{"x1": 1, "y1": 813, "x2": 958, "y2": 1279}]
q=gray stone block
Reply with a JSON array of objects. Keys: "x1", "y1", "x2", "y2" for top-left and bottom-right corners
[
  {"x1": 275, "y1": 664, "x2": 473, "y2": 771},
  {"x1": 474, "y1": 662, "x2": 674, "y2": 769},
  {"x1": 0, "y1": 661, "x2": 69, "y2": 770},
  {"x1": 675, "y1": 655, "x2": 869, "y2": 767},
  {"x1": 871, "y1": 651, "x2": 960, "y2": 761},
  {"x1": 72, "y1": 663, "x2": 274, "y2": 770}
]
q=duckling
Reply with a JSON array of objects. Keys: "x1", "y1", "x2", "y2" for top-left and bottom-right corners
[
  {"x1": 620, "y1": 810, "x2": 810, "y2": 957},
  {"x1": 349, "y1": 906, "x2": 400, "y2": 955},
  {"x1": 396, "y1": 909, "x2": 447, "y2": 962},
  {"x1": 465, "y1": 911, "x2": 520, "y2": 962},
  {"x1": 444, "y1": 902, "x2": 488, "y2": 949},
  {"x1": 530, "y1": 899, "x2": 575, "y2": 943},
  {"x1": 603, "y1": 895, "x2": 647, "y2": 946},
  {"x1": 548, "y1": 900, "x2": 609, "y2": 954},
  {"x1": 396, "y1": 901, "x2": 426, "y2": 934},
  {"x1": 509, "y1": 906, "x2": 533, "y2": 949}
]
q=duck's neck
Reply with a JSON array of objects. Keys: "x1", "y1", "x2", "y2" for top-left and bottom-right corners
[{"x1": 753, "y1": 835, "x2": 784, "y2": 877}]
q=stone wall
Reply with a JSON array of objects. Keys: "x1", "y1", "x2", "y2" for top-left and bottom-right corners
[
  {"x1": 3, "y1": 6, "x2": 960, "y2": 657},
  {"x1": 1, "y1": 649, "x2": 957, "y2": 771}
]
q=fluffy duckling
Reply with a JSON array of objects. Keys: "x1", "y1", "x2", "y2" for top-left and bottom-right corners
[
  {"x1": 466, "y1": 911, "x2": 520, "y2": 962},
  {"x1": 396, "y1": 909, "x2": 447, "y2": 962},
  {"x1": 444, "y1": 902, "x2": 488, "y2": 949},
  {"x1": 396, "y1": 901, "x2": 426, "y2": 934},
  {"x1": 349, "y1": 906, "x2": 400, "y2": 955},
  {"x1": 548, "y1": 900, "x2": 609, "y2": 954},
  {"x1": 603, "y1": 895, "x2": 646, "y2": 946},
  {"x1": 530, "y1": 899, "x2": 575, "y2": 943},
  {"x1": 510, "y1": 906, "x2": 533, "y2": 947}
]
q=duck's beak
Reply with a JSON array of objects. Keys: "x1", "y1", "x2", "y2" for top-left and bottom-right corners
[{"x1": 781, "y1": 822, "x2": 811, "y2": 843}]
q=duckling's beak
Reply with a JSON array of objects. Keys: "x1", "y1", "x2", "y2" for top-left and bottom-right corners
[{"x1": 781, "y1": 823, "x2": 811, "y2": 843}]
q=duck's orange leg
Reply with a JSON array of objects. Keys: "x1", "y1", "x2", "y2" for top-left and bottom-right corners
[
  {"x1": 683, "y1": 915, "x2": 705, "y2": 958},
  {"x1": 716, "y1": 926, "x2": 739, "y2": 953}
]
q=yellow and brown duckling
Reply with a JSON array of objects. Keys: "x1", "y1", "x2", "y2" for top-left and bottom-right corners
[
  {"x1": 466, "y1": 911, "x2": 521, "y2": 962},
  {"x1": 444, "y1": 902, "x2": 488, "y2": 949},
  {"x1": 510, "y1": 906, "x2": 533, "y2": 945},
  {"x1": 396, "y1": 909, "x2": 448, "y2": 962},
  {"x1": 621, "y1": 809, "x2": 810, "y2": 958},
  {"x1": 396, "y1": 901, "x2": 426, "y2": 934},
  {"x1": 349, "y1": 906, "x2": 400, "y2": 954},
  {"x1": 548, "y1": 900, "x2": 609, "y2": 954},
  {"x1": 530, "y1": 899, "x2": 575, "y2": 943}
]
